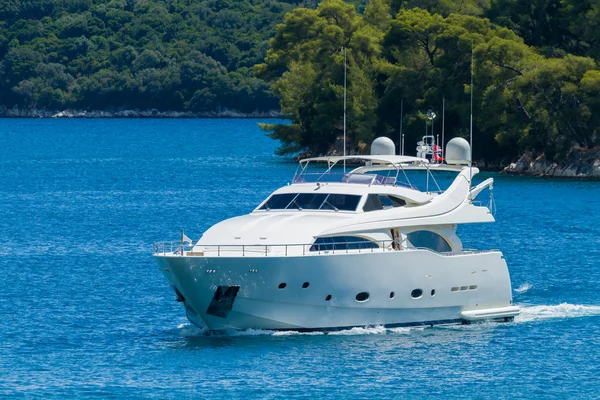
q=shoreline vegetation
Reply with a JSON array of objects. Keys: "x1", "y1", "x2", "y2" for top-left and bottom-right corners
[
  {"x1": 1, "y1": 0, "x2": 599, "y2": 178},
  {"x1": 0, "y1": 106, "x2": 281, "y2": 118}
]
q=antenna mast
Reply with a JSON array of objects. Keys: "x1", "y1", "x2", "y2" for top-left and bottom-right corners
[
  {"x1": 399, "y1": 98, "x2": 404, "y2": 155},
  {"x1": 343, "y1": 47, "x2": 347, "y2": 173},
  {"x1": 442, "y1": 97, "x2": 445, "y2": 161},
  {"x1": 469, "y1": 41, "x2": 474, "y2": 184}
]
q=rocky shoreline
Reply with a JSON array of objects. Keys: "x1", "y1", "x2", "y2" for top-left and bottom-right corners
[
  {"x1": 0, "y1": 106, "x2": 282, "y2": 119},
  {"x1": 3, "y1": 107, "x2": 599, "y2": 180},
  {"x1": 503, "y1": 148, "x2": 600, "y2": 179}
]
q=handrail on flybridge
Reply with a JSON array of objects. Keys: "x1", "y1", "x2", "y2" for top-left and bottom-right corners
[
  {"x1": 296, "y1": 155, "x2": 458, "y2": 194},
  {"x1": 299, "y1": 155, "x2": 429, "y2": 168}
]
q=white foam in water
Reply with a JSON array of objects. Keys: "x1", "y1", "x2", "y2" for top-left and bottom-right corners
[
  {"x1": 328, "y1": 325, "x2": 414, "y2": 336},
  {"x1": 226, "y1": 328, "x2": 281, "y2": 336},
  {"x1": 176, "y1": 323, "x2": 210, "y2": 336},
  {"x1": 329, "y1": 326, "x2": 388, "y2": 336},
  {"x1": 175, "y1": 305, "x2": 600, "y2": 337},
  {"x1": 516, "y1": 303, "x2": 600, "y2": 323},
  {"x1": 240, "y1": 325, "x2": 416, "y2": 336},
  {"x1": 272, "y1": 330, "x2": 324, "y2": 336},
  {"x1": 514, "y1": 283, "x2": 533, "y2": 293},
  {"x1": 175, "y1": 323, "x2": 419, "y2": 337}
]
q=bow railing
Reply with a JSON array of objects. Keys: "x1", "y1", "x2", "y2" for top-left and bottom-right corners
[{"x1": 153, "y1": 240, "x2": 497, "y2": 258}]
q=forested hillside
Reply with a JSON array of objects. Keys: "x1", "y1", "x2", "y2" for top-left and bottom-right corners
[
  {"x1": 1, "y1": 0, "x2": 599, "y2": 162},
  {"x1": 258, "y1": 0, "x2": 600, "y2": 163},
  {"x1": 0, "y1": 0, "x2": 306, "y2": 113}
]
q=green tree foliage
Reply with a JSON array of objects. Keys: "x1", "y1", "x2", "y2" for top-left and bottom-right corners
[
  {"x1": 392, "y1": 0, "x2": 490, "y2": 16},
  {"x1": 256, "y1": 0, "x2": 383, "y2": 155},
  {"x1": 486, "y1": 0, "x2": 600, "y2": 60},
  {"x1": 0, "y1": 0, "x2": 301, "y2": 112},
  {"x1": 260, "y1": 1, "x2": 600, "y2": 161}
]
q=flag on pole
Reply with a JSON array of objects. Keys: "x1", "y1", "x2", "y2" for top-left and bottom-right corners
[
  {"x1": 433, "y1": 144, "x2": 444, "y2": 162},
  {"x1": 181, "y1": 230, "x2": 192, "y2": 245}
]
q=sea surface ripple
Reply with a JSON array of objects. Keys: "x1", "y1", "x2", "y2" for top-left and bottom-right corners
[{"x1": 0, "y1": 119, "x2": 599, "y2": 398}]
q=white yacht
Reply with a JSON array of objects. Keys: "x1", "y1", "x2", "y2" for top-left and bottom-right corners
[{"x1": 154, "y1": 138, "x2": 520, "y2": 331}]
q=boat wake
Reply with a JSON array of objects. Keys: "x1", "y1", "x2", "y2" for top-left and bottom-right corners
[
  {"x1": 175, "y1": 323, "x2": 417, "y2": 337},
  {"x1": 274, "y1": 326, "x2": 414, "y2": 336},
  {"x1": 172, "y1": 303, "x2": 600, "y2": 337},
  {"x1": 514, "y1": 283, "x2": 533, "y2": 293},
  {"x1": 515, "y1": 303, "x2": 600, "y2": 323}
]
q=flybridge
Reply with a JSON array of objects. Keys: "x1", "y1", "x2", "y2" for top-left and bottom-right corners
[
  {"x1": 294, "y1": 155, "x2": 427, "y2": 190},
  {"x1": 294, "y1": 154, "x2": 466, "y2": 194}
]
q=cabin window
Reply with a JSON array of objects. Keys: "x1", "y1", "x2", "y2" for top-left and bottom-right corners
[
  {"x1": 260, "y1": 193, "x2": 297, "y2": 210},
  {"x1": 288, "y1": 193, "x2": 328, "y2": 210},
  {"x1": 411, "y1": 289, "x2": 423, "y2": 299},
  {"x1": 363, "y1": 194, "x2": 383, "y2": 212},
  {"x1": 387, "y1": 195, "x2": 406, "y2": 207},
  {"x1": 309, "y1": 236, "x2": 380, "y2": 252},
  {"x1": 321, "y1": 194, "x2": 361, "y2": 211},
  {"x1": 259, "y1": 193, "x2": 361, "y2": 211},
  {"x1": 407, "y1": 230, "x2": 452, "y2": 252},
  {"x1": 363, "y1": 194, "x2": 406, "y2": 212}
]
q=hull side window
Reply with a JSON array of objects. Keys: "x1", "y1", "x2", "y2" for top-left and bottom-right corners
[{"x1": 310, "y1": 236, "x2": 379, "y2": 252}]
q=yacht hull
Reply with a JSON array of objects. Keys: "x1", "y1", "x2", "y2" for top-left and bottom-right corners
[{"x1": 156, "y1": 250, "x2": 516, "y2": 331}]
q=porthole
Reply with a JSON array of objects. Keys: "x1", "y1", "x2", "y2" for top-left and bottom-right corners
[
  {"x1": 325, "y1": 295, "x2": 332, "y2": 301},
  {"x1": 278, "y1": 283, "x2": 286, "y2": 289},
  {"x1": 431, "y1": 289, "x2": 436, "y2": 297},
  {"x1": 411, "y1": 289, "x2": 423, "y2": 299},
  {"x1": 390, "y1": 292, "x2": 395, "y2": 299},
  {"x1": 302, "y1": 282, "x2": 310, "y2": 289},
  {"x1": 356, "y1": 292, "x2": 370, "y2": 302}
]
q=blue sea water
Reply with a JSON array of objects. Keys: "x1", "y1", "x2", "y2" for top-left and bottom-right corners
[{"x1": 0, "y1": 119, "x2": 599, "y2": 399}]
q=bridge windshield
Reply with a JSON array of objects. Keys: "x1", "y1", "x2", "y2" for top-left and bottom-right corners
[{"x1": 259, "y1": 193, "x2": 361, "y2": 211}]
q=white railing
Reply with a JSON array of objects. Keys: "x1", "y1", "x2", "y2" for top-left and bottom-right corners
[
  {"x1": 153, "y1": 240, "x2": 393, "y2": 257},
  {"x1": 153, "y1": 241, "x2": 498, "y2": 258},
  {"x1": 293, "y1": 172, "x2": 414, "y2": 188}
]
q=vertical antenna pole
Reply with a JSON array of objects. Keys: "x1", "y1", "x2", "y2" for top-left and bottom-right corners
[
  {"x1": 399, "y1": 98, "x2": 403, "y2": 155},
  {"x1": 442, "y1": 97, "x2": 445, "y2": 161},
  {"x1": 469, "y1": 41, "x2": 474, "y2": 184},
  {"x1": 343, "y1": 47, "x2": 347, "y2": 173},
  {"x1": 402, "y1": 133, "x2": 405, "y2": 156}
]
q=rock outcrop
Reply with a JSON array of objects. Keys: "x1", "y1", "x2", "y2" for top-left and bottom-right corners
[{"x1": 503, "y1": 148, "x2": 600, "y2": 179}]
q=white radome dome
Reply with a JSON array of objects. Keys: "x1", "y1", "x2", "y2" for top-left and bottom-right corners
[
  {"x1": 445, "y1": 137, "x2": 471, "y2": 166},
  {"x1": 371, "y1": 137, "x2": 396, "y2": 156}
]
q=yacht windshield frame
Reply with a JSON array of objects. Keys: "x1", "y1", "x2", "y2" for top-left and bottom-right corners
[{"x1": 259, "y1": 193, "x2": 362, "y2": 212}]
